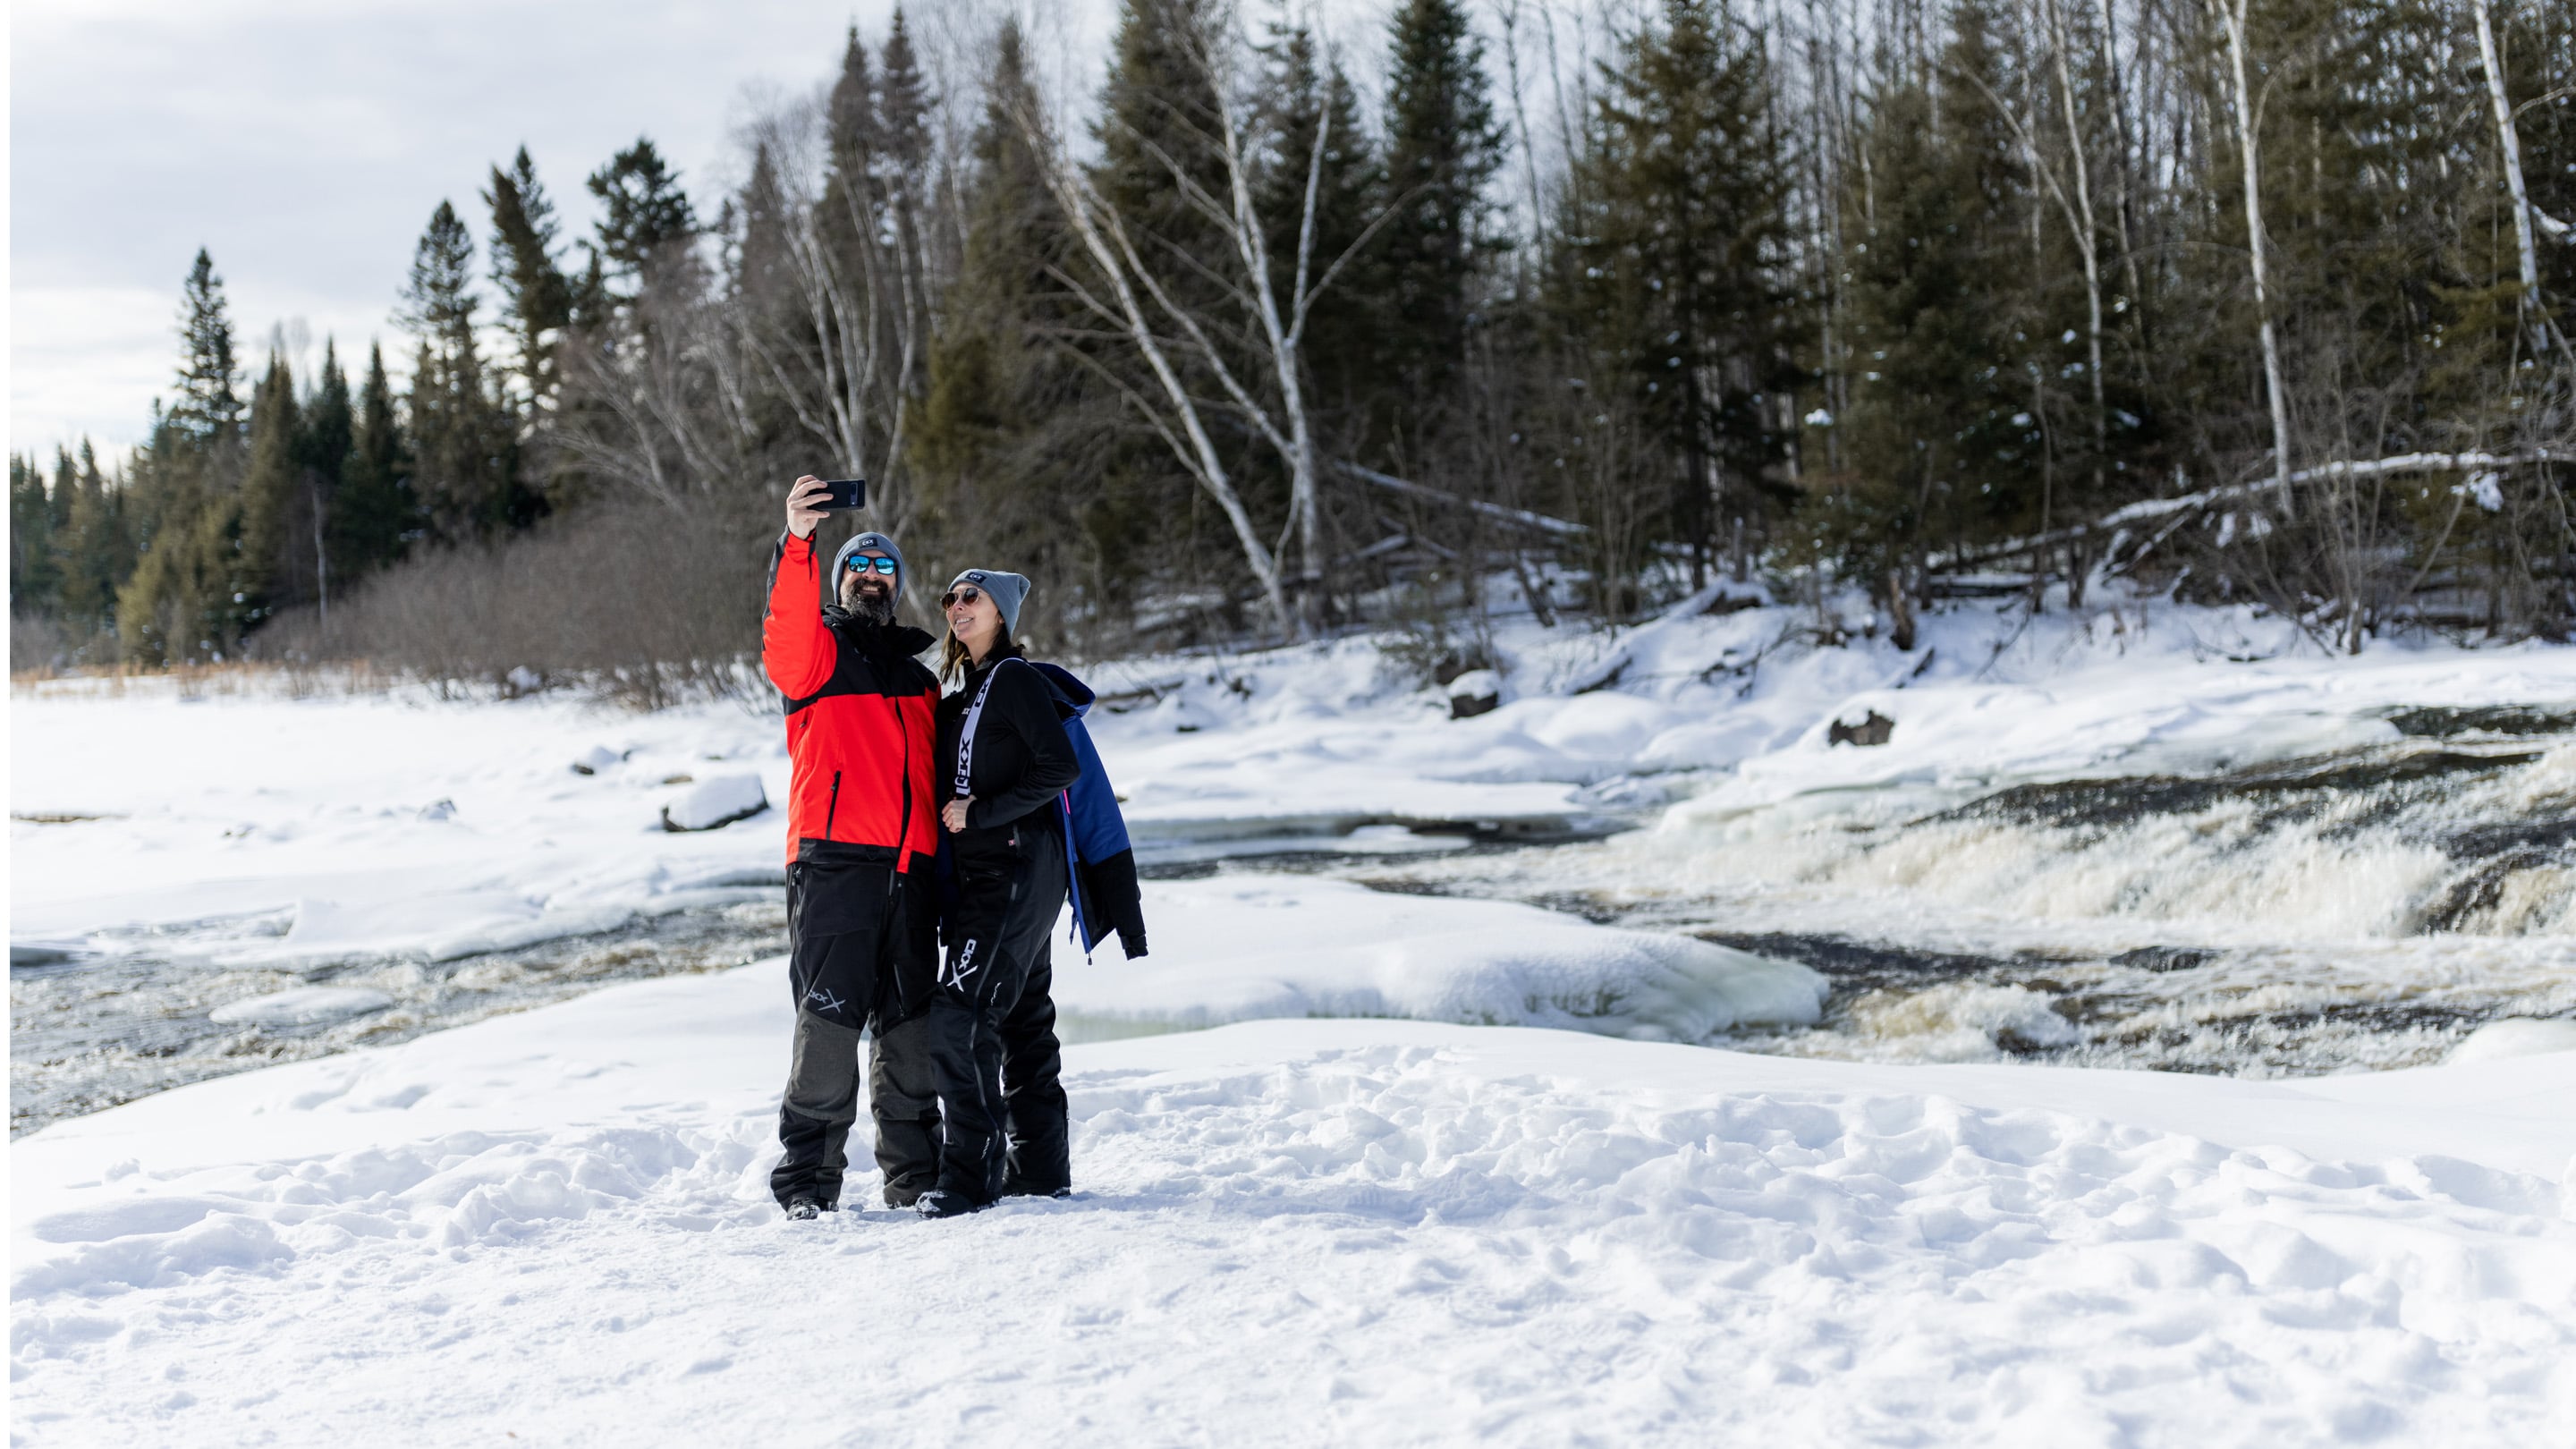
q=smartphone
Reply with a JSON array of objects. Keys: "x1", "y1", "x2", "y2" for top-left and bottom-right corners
[{"x1": 813, "y1": 479, "x2": 867, "y2": 512}]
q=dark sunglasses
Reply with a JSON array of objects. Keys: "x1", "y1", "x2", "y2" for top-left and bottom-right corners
[
  {"x1": 941, "y1": 587, "x2": 984, "y2": 609},
  {"x1": 843, "y1": 555, "x2": 897, "y2": 576}
]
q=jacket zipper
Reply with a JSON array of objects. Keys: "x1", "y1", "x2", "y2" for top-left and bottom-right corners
[
  {"x1": 823, "y1": 769, "x2": 842, "y2": 839},
  {"x1": 891, "y1": 698, "x2": 912, "y2": 876}
]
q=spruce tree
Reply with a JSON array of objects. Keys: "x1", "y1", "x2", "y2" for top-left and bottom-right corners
[
  {"x1": 1097, "y1": 0, "x2": 1232, "y2": 275},
  {"x1": 116, "y1": 252, "x2": 251, "y2": 663},
  {"x1": 297, "y1": 343, "x2": 354, "y2": 607},
  {"x1": 401, "y1": 201, "x2": 522, "y2": 537},
  {"x1": 913, "y1": 15, "x2": 1093, "y2": 577},
  {"x1": 58, "y1": 442, "x2": 129, "y2": 640},
  {"x1": 1826, "y1": 0, "x2": 2036, "y2": 605},
  {"x1": 9, "y1": 453, "x2": 60, "y2": 613},
  {"x1": 234, "y1": 353, "x2": 301, "y2": 623},
  {"x1": 1379, "y1": 0, "x2": 1506, "y2": 390},
  {"x1": 1564, "y1": 0, "x2": 1793, "y2": 582},
  {"x1": 586, "y1": 139, "x2": 698, "y2": 287},
  {"x1": 168, "y1": 250, "x2": 246, "y2": 445},
  {"x1": 485, "y1": 148, "x2": 573, "y2": 414},
  {"x1": 877, "y1": 9, "x2": 931, "y2": 180},
  {"x1": 336, "y1": 342, "x2": 416, "y2": 574}
]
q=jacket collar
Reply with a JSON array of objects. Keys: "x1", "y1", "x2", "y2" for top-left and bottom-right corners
[{"x1": 822, "y1": 606, "x2": 934, "y2": 660}]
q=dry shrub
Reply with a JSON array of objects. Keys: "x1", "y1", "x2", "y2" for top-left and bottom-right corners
[{"x1": 252, "y1": 497, "x2": 775, "y2": 708}]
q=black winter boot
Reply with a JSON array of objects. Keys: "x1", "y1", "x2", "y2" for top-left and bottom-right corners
[
  {"x1": 914, "y1": 1190, "x2": 981, "y2": 1220},
  {"x1": 784, "y1": 1197, "x2": 826, "y2": 1221}
]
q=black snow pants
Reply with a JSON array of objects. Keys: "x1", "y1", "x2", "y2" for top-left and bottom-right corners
[
  {"x1": 871, "y1": 819, "x2": 1071, "y2": 1208},
  {"x1": 769, "y1": 854, "x2": 932, "y2": 1210}
]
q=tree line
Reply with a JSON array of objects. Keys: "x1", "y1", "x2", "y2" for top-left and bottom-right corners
[{"x1": 13, "y1": 0, "x2": 2573, "y2": 682}]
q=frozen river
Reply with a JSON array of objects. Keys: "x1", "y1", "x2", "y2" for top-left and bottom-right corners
[
  {"x1": 14, "y1": 598, "x2": 2576, "y2": 1136},
  {"x1": 17, "y1": 708, "x2": 2572, "y2": 1134}
]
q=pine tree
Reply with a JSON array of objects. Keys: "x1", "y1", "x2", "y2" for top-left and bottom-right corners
[
  {"x1": 1097, "y1": 0, "x2": 1232, "y2": 273},
  {"x1": 485, "y1": 148, "x2": 573, "y2": 414},
  {"x1": 1564, "y1": 0, "x2": 1793, "y2": 582},
  {"x1": 168, "y1": 250, "x2": 246, "y2": 445},
  {"x1": 877, "y1": 9, "x2": 931, "y2": 180},
  {"x1": 9, "y1": 453, "x2": 60, "y2": 613},
  {"x1": 586, "y1": 139, "x2": 698, "y2": 288},
  {"x1": 1825, "y1": 0, "x2": 2037, "y2": 609},
  {"x1": 336, "y1": 342, "x2": 416, "y2": 574},
  {"x1": 913, "y1": 16, "x2": 1098, "y2": 580},
  {"x1": 58, "y1": 441, "x2": 129, "y2": 640},
  {"x1": 116, "y1": 252, "x2": 251, "y2": 663},
  {"x1": 1379, "y1": 0, "x2": 1506, "y2": 392},
  {"x1": 402, "y1": 200, "x2": 523, "y2": 537},
  {"x1": 234, "y1": 353, "x2": 301, "y2": 624}
]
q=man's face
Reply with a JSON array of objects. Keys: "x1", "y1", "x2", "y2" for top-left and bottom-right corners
[{"x1": 840, "y1": 551, "x2": 897, "y2": 622}]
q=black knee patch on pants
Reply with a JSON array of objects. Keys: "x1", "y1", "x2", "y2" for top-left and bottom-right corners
[{"x1": 869, "y1": 1011, "x2": 942, "y2": 1207}]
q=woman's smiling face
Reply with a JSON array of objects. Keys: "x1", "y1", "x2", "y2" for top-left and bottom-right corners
[{"x1": 945, "y1": 583, "x2": 1002, "y2": 657}]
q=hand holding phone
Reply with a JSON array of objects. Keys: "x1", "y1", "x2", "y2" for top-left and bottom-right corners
[{"x1": 785, "y1": 475, "x2": 866, "y2": 539}]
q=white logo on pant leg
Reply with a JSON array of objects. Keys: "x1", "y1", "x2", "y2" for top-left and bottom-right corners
[
  {"x1": 941, "y1": 939, "x2": 981, "y2": 990},
  {"x1": 806, "y1": 986, "x2": 848, "y2": 1015}
]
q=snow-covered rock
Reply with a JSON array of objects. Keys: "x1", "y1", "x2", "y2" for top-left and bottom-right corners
[
  {"x1": 207, "y1": 986, "x2": 394, "y2": 1027},
  {"x1": 659, "y1": 774, "x2": 767, "y2": 832},
  {"x1": 1446, "y1": 667, "x2": 1502, "y2": 718},
  {"x1": 2448, "y1": 1015, "x2": 2576, "y2": 1064},
  {"x1": 570, "y1": 745, "x2": 621, "y2": 775}
]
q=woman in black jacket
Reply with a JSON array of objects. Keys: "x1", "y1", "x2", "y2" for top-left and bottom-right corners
[{"x1": 905, "y1": 568, "x2": 1081, "y2": 1217}]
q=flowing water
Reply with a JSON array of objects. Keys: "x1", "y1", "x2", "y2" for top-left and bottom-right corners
[
  {"x1": 1364, "y1": 708, "x2": 2576, "y2": 1076},
  {"x1": 15, "y1": 708, "x2": 2573, "y2": 1135},
  {"x1": 10, "y1": 898, "x2": 788, "y2": 1138}
]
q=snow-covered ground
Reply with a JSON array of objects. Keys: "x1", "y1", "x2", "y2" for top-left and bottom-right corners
[
  {"x1": 14, "y1": 962, "x2": 2576, "y2": 1445},
  {"x1": 14, "y1": 584, "x2": 2576, "y2": 1443}
]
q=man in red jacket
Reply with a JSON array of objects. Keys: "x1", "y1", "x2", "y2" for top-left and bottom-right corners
[{"x1": 762, "y1": 475, "x2": 940, "y2": 1218}]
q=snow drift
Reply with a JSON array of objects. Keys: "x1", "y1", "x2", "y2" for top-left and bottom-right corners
[
  {"x1": 13, "y1": 963, "x2": 2576, "y2": 1446},
  {"x1": 1056, "y1": 877, "x2": 1826, "y2": 1041}
]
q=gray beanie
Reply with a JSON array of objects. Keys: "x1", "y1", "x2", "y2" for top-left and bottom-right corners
[
  {"x1": 947, "y1": 569, "x2": 1031, "y2": 636},
  {"x1": 830, "y1": 531, "x2": 906, "y2": 601}
]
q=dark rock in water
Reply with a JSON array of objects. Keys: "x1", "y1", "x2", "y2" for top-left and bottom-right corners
[
  {"x1": 2111, "y1": 945, "x2": 2219, "y2": 973},
  {"x1": 1929, "y1": 743, "x2": 2542, "y2": 833},
  {"x1": 1451, "y1": 692, "x2": 1499, "y2": 720},
  {"x1": 1829, "y1": 710, "x2": 1894, "y2": 747},
  {"x1": 2382, "y1": 705, "x2": 2576, "y2": 739}
]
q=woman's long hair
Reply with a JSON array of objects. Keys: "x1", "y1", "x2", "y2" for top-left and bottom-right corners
[{"x1": 940, "y1": 621, "x2": 1013, "y2": 686}]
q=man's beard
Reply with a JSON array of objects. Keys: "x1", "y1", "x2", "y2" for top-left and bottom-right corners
[{"x1": 844, "y1": 587, "x2": 896, "y2": 627}]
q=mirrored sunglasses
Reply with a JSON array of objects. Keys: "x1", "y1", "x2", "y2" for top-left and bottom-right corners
[
  {"x1": 941, "y1": 587, "x2": 984, "y2": 609},
  {"x1": 843, "y1": 555, "x2": 898, "y2": 575}
]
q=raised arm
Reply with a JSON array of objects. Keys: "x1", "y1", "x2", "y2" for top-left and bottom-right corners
[{"x1": 762, "y1": 477, "x2": 836, "y2": 699}]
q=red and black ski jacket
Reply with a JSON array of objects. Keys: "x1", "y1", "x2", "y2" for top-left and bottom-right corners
[{"x1": 762, "y1": 532, "x2": 940, "y2": 871}]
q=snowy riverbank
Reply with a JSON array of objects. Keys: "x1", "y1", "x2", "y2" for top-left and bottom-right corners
[
  {"x1": 14, "y1": 960, "x2": 2576, "y2": 1446},
  {"x1": 13, "y1": 588, "x2": 2576, "y2": 1442}
]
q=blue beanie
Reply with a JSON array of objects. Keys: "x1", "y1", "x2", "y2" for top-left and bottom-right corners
[
  {"x1": 948, "y1": 569, "x2": 1031, "y2": 636},
  {"x1": 830, "y1": 531, "x2": 906, "y2": 601}
]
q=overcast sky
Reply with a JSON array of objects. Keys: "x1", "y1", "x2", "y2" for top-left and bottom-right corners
[
  {"x1": 9, "y1": 0, "x2": 1501, "y2": 465},
  {"x1": 8, "y1": 0, "x2": 947, "y2": 461}
]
